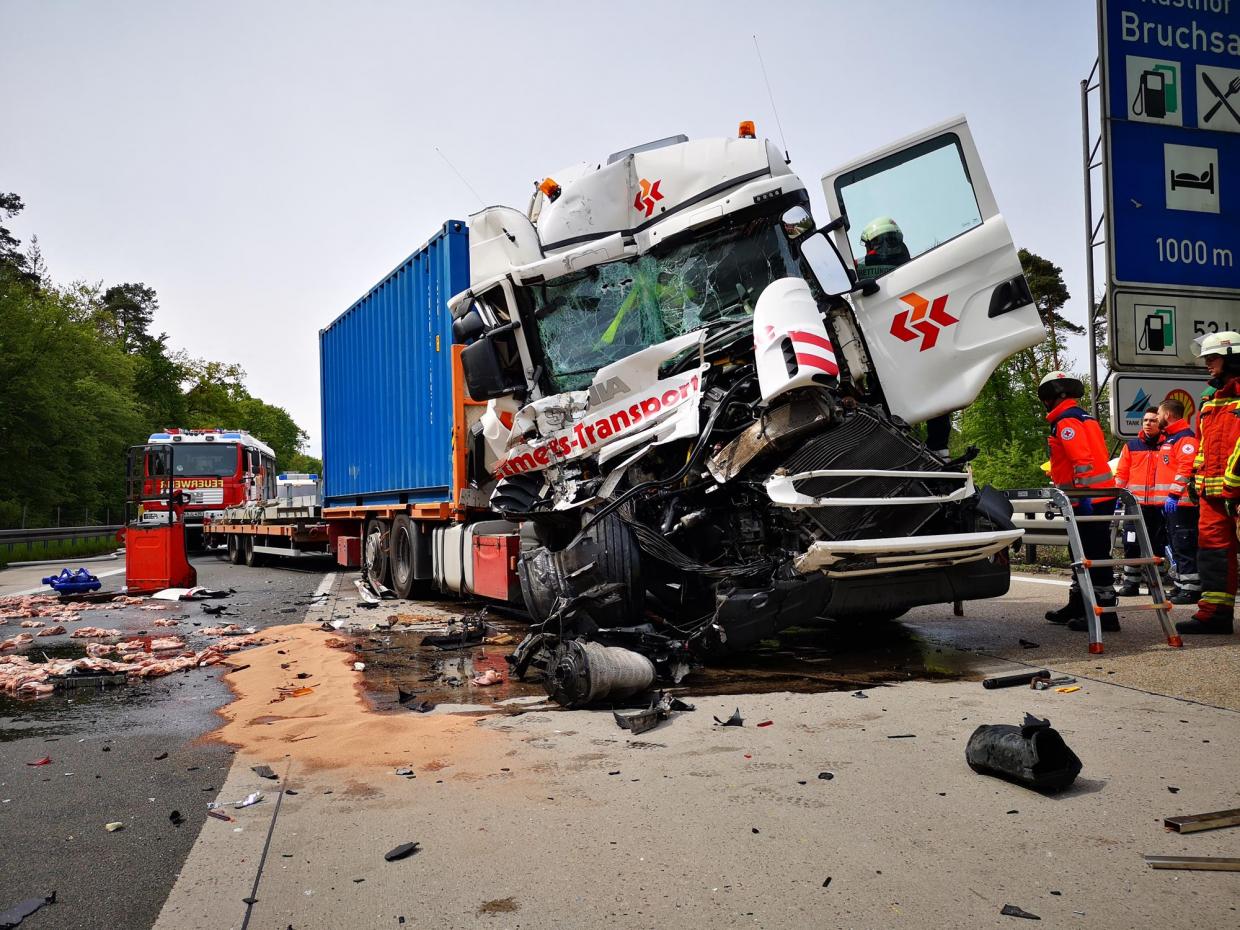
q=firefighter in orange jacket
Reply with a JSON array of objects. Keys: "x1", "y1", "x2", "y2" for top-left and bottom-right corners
[
  {"x1": 1183, "y1": 332, "x2": 1240, "y2": 634},
  {"x1": 1113, "y1": 408, "x2": 1166, "y2": 596},
  {"x1": 1039, "y1": 371, "x2": 1120, "y2": 631},
  {"x1": 1156, "y1": 397, "x2": 1200, "y2": 606}
]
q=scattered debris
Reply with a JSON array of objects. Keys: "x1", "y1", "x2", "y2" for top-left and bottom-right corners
[
  {"x1": 234, "y1": 792, "x2": 264, "y2": 809},
  {"x1": 1018, "y1": 639, "x2": 1040, "y2": 649},
  {"x1": 966, "y1": 713, "x2": 1082, "y2": 792},
  {"x1": 851, "y1": 690, "x2": 868, "y2": 699},
  {"x1": 1000, "y1": 903, "x2": 1041, "y2": 920},
  {"x1": 69, "y1": 627, "x2": 123, "y2": 639},
  {"x1": 169, "y1": 810, "x2": 186, "y2": 827},
  {"x1": 201, "y1": 604, "x2": 227, "y2": 616},
  {"x1": 477, "y1": 898, "x2": 518, "y2": 915},
  {"x1": 207, "y1": 810, "x2": 233, "y2": 822},
  {"x1": 714, "y1": 708, "x2": 744, "y2": 727},
  {"x1": 395, "y1": 767, "x2": 415, "y2": 778},
  {"x1": 471, "y1": 668, "x2": 503, "y2": 686},
  {"x1": 35, "y1": 626, "x2": 66, "y2": 637},
  {"x1": 0, "y1": 890, "x2": 56, "y2": 928},
  {"x1": 407, "y1": 700, "x2": 435, "y2": 713},
  {"x1": 397, "y1": 688, "x2": 419, "y2": 705},
  {"x1": 26, "y1": 756, "x2": 51, "y2": 767},
  {"x1": 104, "y1": 822, "x2": 124, "y2": 832},
  {"x1": 982, "y1": 670, "x2": 1050, "y2": 690},
  {"x1": 154, "y1": 752, "x2": 168, "y2": 761},
  {"x1": 887, "y1": 734, "x2": 917, "y2": 739},
  {"x1": 1031, "y1": 676, "x2": 1076, "y2": 690},
  {"x1": 1167, "y1": 786, "x2": 1181, "y2": 794},
  {"x1": 151, "y1": 618, "x2": 179, "y2": 627},
  {"x1": 384, "y1": 842, "x2": 421, "y2": 862},
  {"x1": 18, "y1": 621, "x2": 44, "y2": 629},
  {"x1": 822, "y1": 877, "x2": 832, "y2": 888},
  {"x1": 353, "y1": 662, "x2": 366, "y2": 672},
  {"x1": 0, "y1": 633, "x2": 34, "y2": 653},
  {"x1": 252, "y1": 765, "x2": 278, "y2": 780},
  {"x1": 154, "y1": 586, "x2": 231, "y2": 601},
  {"x1": 1164, "y1": 807, "x2": 1240, "y2": 834},
  {"x1": 756, "y1": 720, "x2": 774, "y2": 728},
  {"x1": 1055, "y1": 686, "x2": 1081, "y2": 694},
  {"x1": 483, "y1": 633, "x2": 518, "y2": 646},
  {"x1": 818, "y1": 772, "x2": 834, "y2": 780}
]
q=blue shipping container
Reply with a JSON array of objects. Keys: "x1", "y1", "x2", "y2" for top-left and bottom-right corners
[{"x1": 319, "y1": 220, "x2": 470, "y2": 507}]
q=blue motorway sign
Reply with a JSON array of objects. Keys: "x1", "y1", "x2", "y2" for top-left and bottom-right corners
[{"x1": 1101, "y1": 0, "x2": 1240, "y2": 294}]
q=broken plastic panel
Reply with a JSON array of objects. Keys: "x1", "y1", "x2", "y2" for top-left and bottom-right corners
[{"x1": 965, "y1": 713, "x2": 1082, "y2": 792}]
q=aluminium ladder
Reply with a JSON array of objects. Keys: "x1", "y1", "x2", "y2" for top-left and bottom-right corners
[{"x1": 1011, "y1": 487, "x2": 1183, "y2": 655}]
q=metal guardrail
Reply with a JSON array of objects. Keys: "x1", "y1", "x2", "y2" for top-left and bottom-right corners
[
  {"x1": 0, "y1": 525, "x2": 122, "y2": 560},
  {"x1": 1005, "y1": 495, "x2": 1071, "y2": 549}
]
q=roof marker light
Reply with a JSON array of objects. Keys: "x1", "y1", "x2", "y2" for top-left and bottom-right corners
[
  {"x1": 738, "y1": 120, "x2": 757, "y2": 139},
  {"x1": 538, "y1": 178, "x2": 562, "y2": 202}
]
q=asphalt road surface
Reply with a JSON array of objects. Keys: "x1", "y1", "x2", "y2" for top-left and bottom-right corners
[{"x1": 0, "y1": 552, "x2": 330, "y2": 930}]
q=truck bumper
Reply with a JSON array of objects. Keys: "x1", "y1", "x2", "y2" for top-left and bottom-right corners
[{"x1": 792, "y1": 529, "x2": 1022, "y2": 577}]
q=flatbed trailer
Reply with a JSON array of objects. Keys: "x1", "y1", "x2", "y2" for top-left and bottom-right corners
[{"x1": 203, "y1": 474, "x2": 333, "y2": 566}]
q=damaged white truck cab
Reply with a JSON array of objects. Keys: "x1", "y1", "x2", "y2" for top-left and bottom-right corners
[{"x1": 448, "y1": 118, "x2": 1043, "y2": 697}]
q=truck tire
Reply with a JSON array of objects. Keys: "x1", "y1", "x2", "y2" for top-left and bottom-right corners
[
  {"x1": 364, "y1": 519, "x2": 390, "y2": 589},
  {"x1": 389, "y1": 515, "x2": 427, "y2": 600},
  {"x1": 243, "y1": 534, "x2": 264, "y2": 568},
  {"x1": 227, "y1": 533, "x2": 243, "y2": 565}
]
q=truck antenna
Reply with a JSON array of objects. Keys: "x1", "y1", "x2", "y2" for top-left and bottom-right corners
[
  {"x1": 752, "y1": 35, "x2": 790, "y2": 163},
  {"x1": 434, "y1": 146, "x2": 486, "y2": 208}
]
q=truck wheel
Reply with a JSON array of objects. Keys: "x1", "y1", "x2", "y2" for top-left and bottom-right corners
[
  {"x1": 363, "y1": 519, "x2": 390, "y2": 589},
  {"x1": 227, "y1": 534, "x2": 243, "y2": 565},
  {"x1": 389, "y1": 515, "x2": 427, "y2": 599},
  {"x1": 243, "y1": 535, "x2": 264, "y2": 568}
]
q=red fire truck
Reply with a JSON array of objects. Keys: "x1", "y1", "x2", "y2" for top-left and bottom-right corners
[{"x1": 145, "y1": 429, "x2": 276, "y2": 546}]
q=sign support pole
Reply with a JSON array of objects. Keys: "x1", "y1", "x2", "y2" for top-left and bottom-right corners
[{"x1": 1082, "y1": 60, "x2": 1102, "y2": 419}]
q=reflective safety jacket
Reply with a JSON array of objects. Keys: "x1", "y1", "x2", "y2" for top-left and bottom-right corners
[
  {"x1": 1156, "y1": 418, "x2": 1197, "y2": 506},
  {"x1": 1115, "y1": 431, "x2": 1161, "y2": 504},
  {"x1": 1194, "y1": 376, "x2": 1240, "y2": 499},
  {"x1": 1046, "y1": 399, "x2": 1117, "y2": 496}
]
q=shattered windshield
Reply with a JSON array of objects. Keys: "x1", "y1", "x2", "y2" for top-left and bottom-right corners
[{"x1": 533, "y1": 218, "x2": 800, "y2": 391}]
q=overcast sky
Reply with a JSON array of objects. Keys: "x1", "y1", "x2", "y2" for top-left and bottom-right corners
[{"x1": 2, "y1": 0, "x2": 1099, "y2": 456}]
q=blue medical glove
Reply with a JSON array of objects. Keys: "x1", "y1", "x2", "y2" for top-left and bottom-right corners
[
  {"x1": 1164, "y1": 496, "x2": 1179, "y2": 515},
  {"x1": 1076, "y1": 497, "x2": 1094, "y2": 516}
]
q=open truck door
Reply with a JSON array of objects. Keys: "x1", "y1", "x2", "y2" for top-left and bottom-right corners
[{"x1": 822, "y1": 115, "x2": 1044, "y2": 425}]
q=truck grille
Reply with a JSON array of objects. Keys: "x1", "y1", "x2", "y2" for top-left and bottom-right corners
[{"x1": 780, "y1": 407, "x2": 947, "y2": 542}]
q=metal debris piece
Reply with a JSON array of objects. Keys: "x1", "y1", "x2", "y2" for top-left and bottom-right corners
[
  {"x1": 1164, "y1": 807, "x2": 1240, "y2": 834},
  {"x1": 713, "y1": 708, "x2": 744, "y2": 727},
  {"x1": 251, "y1": 765, "x2": 278, "y2": 780},
  {"x1": 1144, "y1": 854, "x2": 1240, "y2": 871}
]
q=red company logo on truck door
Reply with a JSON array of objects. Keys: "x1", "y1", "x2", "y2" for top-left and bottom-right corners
[
  {"x1": 634, "y1": 178, "x2": 664, "y2": 217},
  {"x1": 890, "y1": 291, "x2": 958, "y2": 351}
]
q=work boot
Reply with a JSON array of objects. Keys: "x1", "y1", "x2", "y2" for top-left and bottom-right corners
[
  {"x1": 1168, "y1": 589, "x2": 1200, "y2": 605},
  {"x1": 1114, "y1": 581, "x2": 1141, "y2": 597},
  {"x1": 1175, "y1": 616, "x2": 1234, "y2": 634},
  {"x1": 1068, "y1": 590, "x2": 1120, "y2": 632},
  {"x1": 1045, "y1": 588, "x2": 1084, "y2": 624}
]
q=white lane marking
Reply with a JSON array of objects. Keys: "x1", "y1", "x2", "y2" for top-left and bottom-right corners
[
  {"x1": 13, "y1": 567, "x2": 127, "y2": 596},
  {"x1": 1011, "y1": 574, "x2": 1072, "y2": 588},
  {"x1": 313, "y1": 572, "x2": 337, "y2": 598}
]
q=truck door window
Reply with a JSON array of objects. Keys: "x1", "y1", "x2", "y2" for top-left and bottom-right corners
[{"x1": 834, "y1": 134, "x2": 982, "y2": 280}]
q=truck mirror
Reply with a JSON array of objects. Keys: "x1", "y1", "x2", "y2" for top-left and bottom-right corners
[
  {"x1": 798, "y1": 230, "x2": 854, "y2": 297},
  {"x1": 461, "y1": 325, "x2": 526, "y2": 401},
  {"x1": 452, "y1": 308, "x2": 486, "y2": 344},
  {"x1": 781, "y1": 205, "x2": 813, "y2": 240}
]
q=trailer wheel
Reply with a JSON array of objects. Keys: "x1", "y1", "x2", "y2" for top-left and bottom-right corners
[
  {"x1": 389, "y1": 515, "x2": 425, "y2": 599},
  {"x1": 363, "y1": 519, "x2": 390, "y2": 589},
  {"x1": 227, "y1": 533, "x2": 243, "y2": 565},
  {"x1": 243, "y1": 534, "x2": 264, "y2": 568}
]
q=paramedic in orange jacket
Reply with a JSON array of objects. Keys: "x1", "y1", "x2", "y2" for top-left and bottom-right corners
[
  {"x1": 1039, "y1": 371, "x2": 1120, "y2": 632},
  {"x1": 1113, "y1": 408, "x2": 1166, "y2": 596},
  {"x1": 1184, "y1": 332, "x2": 1240, "y2": 635},
  {"x1": 1156, "y1": 398, "x2": 1200, "y2": 606}
]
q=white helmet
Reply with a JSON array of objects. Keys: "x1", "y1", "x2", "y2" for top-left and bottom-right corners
[
  {"x1": 1192, "y1": 331, "x2": 1240, "y2": 358},
  {"x1": 1037, "y1": 370, "x2": 1084, "y2": 403}
]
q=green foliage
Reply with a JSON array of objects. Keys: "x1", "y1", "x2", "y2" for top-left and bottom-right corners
[
  {"x1": 0, "y1": 194, "x2": 315, "y2": 528},
  {"x1": 0, "y1": 536, "x2": 120, "y2": 569}
]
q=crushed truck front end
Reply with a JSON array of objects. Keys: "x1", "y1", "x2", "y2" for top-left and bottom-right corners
[{"x1": 446, "y1": 122, "x2": 1038, "y2": 696}]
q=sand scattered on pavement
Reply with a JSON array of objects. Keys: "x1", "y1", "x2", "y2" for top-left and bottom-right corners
[{"x1": 211, "y1": 623, "x2": 499, "y2": 773}]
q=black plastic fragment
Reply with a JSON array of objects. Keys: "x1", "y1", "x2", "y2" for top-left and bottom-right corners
[
  {"x1": 154, "y1": 752, "x2": 168, "y2": 761},
  {"x1": 822, "y1": 877, "x2": 832, "y2": 888},
  {"x1": 0, "y1": 891, "x2": 55, "y2": 928},
  {"x1": 397, "y1": 688, "x2": 419, "y2": 705},
  {"x1": 201, "y1": 603, "x2": 227, "y2": 615},
  {"x1": 714, "y1": 708, "x2": 744, "y2": 727},
  {"x1": 1018, "y1": 639, "x2": 1040, "y2": 649},
  {"x1": 1000, "y1": 903, "x2": 1040, "y2": 920},
  {"x1": 966, "y1": 714, "x2": 1082, "y2": 792},
  {"x1": 169, "y1": 810, "x2": 185, "y2": 826},
  {"x1": 252, "y1": 765, "x2": 278, "y2": 780},
  {"x1": 384, "y1": 842, "x2": 421, "y2": 862},
  {"x1": 408, "y1": 700, "x2": 435, "y2": 713},
  {"x1": 818, "y1": 772, "x2": 834, "y2": 780}
]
